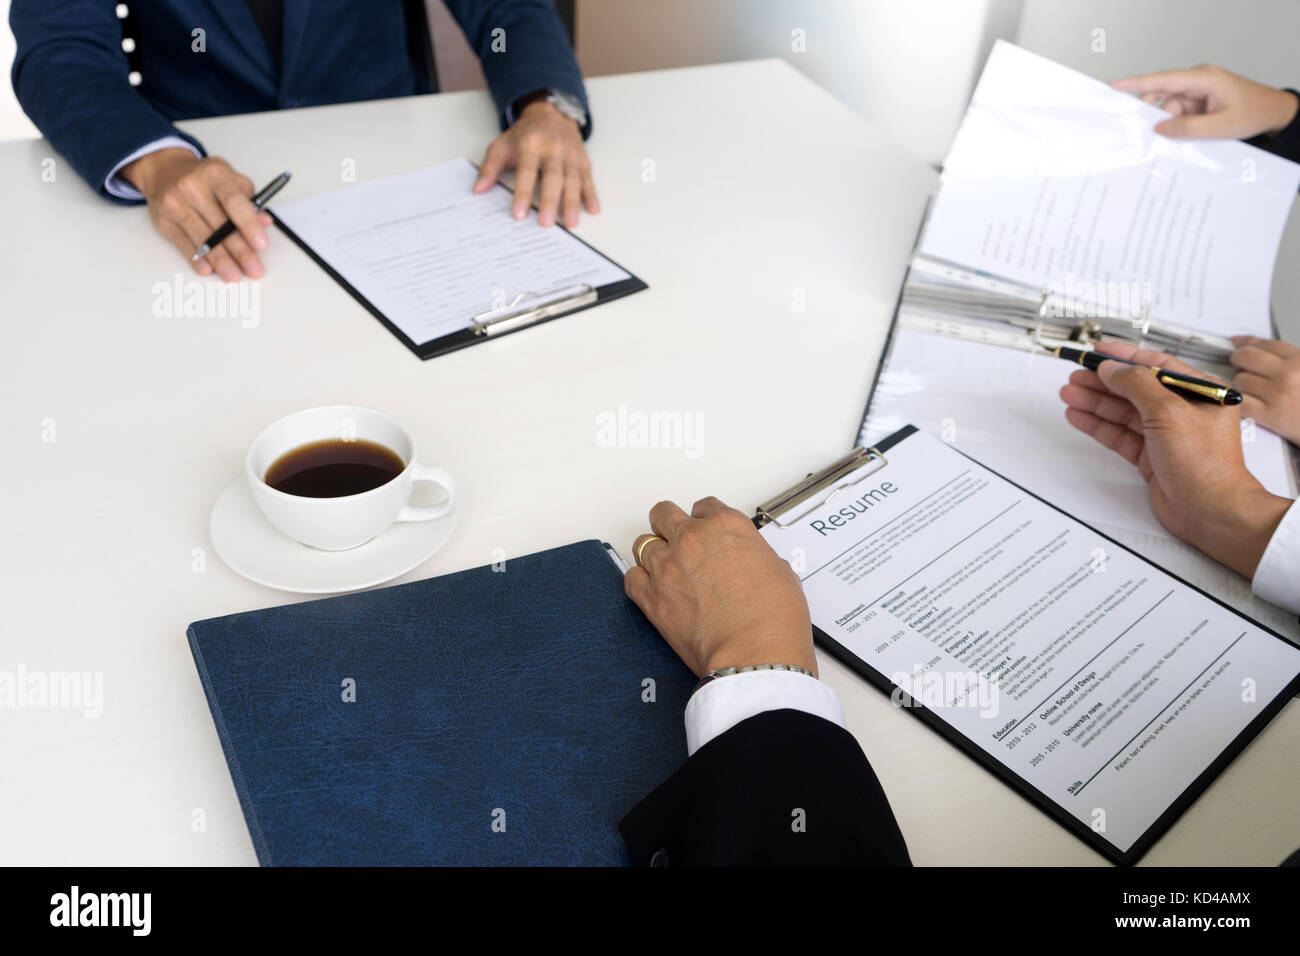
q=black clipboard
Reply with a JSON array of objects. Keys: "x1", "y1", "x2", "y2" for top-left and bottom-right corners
[
  {"x1": 270, "y1": 173, "x2": 647, "y2": 361},
  {"x1": 751, "y1": 424, "x2": 1300, "y2": 866}
]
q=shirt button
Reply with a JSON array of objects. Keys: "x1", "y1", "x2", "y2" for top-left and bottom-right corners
[{"x1": 649, "y1": 848, "x2": 669, "y2": 867}]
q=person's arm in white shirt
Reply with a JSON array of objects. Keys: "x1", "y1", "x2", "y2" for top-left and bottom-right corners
[
  {"x1": 1253, "y1": 498, "x2": 1300, "y2": 615},
  {"x1": 684, "y1": 668, "x2": 845, "y2": 755}
]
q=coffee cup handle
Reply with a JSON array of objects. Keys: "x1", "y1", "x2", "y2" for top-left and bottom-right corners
[{"x1": 396, "y1": 463, "x2": 455, "y2": 522}]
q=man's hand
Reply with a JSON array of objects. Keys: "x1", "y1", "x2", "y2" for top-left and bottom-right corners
[
  {"x1": 624, "y1": 497, "x2": 817, "y2": 678},
  {"x1": 1230, "y1": 335, "x2": 1300, "y2": 445},
  {"x1": 1059, "y1": 341, "x2": 1290, "y2": 578},
  {"x1": 1111, "y1": 65, "x2": 1299, "y2": 140},
  {"x1": 120, "y1": 148, "x2": 272, "y2": 281},
  {"x1": 473, "y1": 100, "x2": 599, "y2": 228}
]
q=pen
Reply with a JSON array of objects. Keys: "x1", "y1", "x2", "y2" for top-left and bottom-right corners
[
  {"x1": 191, "y1": 171, "x2": 292, "y2": 261},
  {"x1": 1042, "y1": 344, "x2": 1242, "y2": 406}
]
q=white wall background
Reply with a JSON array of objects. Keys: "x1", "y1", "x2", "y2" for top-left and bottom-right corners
[
  {"x1": 2, "y1": 1, "x2": 1298, "y2": 161},
  {"x1": 1016, "y1": 0, "x2": 1300, "y2": 90}
]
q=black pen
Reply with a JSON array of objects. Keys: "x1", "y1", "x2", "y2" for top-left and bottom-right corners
[
  {"x1": 191, "y1": 171, "x2": 292, "y2": 261},
  {"x1": 1043, "y1": 344, "x2": 1242, "y2": 406}
]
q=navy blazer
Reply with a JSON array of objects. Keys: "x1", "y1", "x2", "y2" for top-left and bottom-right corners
[{"x1": 10, "y1": 0, "x2": 589, "y2": 202}]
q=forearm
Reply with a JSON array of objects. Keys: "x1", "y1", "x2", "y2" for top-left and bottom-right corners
[
  {"x1": 9, "y1": 0, "x2": 201, "y2": 199},
  {"x1": 443, "y1": 0, "x2": 589, "y2": 133},
  {"x1": 1186, "y1": 486, "x2": 1293, "y2": 580}
]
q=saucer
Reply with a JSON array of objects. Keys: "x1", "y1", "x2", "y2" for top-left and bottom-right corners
[{"x1": 210, "y1": 475, "x2": 457, "y2": 593}]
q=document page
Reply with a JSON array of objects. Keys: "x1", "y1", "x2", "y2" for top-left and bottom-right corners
[
  {"x1": 273, "y1": 159, "x2": 631, "y2": 346},
  {"x1": 922, "y1": 41, "x2": 1300, "y2": 336},
  {"x1": 761, "y1": 428, "x2": 1300, "y2": 859}
]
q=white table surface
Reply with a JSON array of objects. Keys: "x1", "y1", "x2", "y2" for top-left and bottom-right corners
[{"x1": 1, "y1": 59, "x2": 1297, "y2": 867}]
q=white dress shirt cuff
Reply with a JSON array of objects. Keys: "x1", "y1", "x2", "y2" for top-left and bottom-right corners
[
  {"x1": 104, "y1": 136, "x2": 200, "y2": 200},
  {"x1": 1252, "y1": 497, "x2": 1300, "y2": 615},
  {"x1": 684, "y1": 669, "x2": 846, "y2": 756}
]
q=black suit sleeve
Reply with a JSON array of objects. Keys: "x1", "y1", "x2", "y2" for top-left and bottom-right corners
[
  {"x1": 1248, "y1": 89, "x2": 1300, "y2": 165},
  {"x1": 620, "y1": 709, "x2": 911, "y2": 866}
]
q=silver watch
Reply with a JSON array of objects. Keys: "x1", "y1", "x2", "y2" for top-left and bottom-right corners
[
  {"x1": 693, "y1": 663, "x2": 817, "y2": 694},
  {"x1": 545, "y1": 89, "x2": 588, "y2": 128}
]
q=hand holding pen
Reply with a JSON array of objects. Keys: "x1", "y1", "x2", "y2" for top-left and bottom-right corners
[
  {"x1": 1057, "y1": 340, "x2": 1289, "y2": 578},
  {"x1": 1044, "y1": 342, "x2": 1242, "y2": 405}
]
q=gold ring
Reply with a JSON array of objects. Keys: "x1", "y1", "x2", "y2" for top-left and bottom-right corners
[{"x1": 635, "y1": 535, "x2": 665, "y2": 568}]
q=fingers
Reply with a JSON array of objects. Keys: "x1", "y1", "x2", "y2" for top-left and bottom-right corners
[
  {"x1": 580, "y1": 165, "x2": 600, "y2": 215},
  {"x1": 1233, "y1": 371, "x2": 1277, "y2": 405},
  {"x1": 1111, "y1": 68, "x2": 1214, "y2": 97},
  {"x1": 1238, "y1": 393, "x2": 1269, "y2": 425},
  {"x1": 1155, "y1": 111, "x2": 1240, "y2": 139},
  {"x1": 1096, "y1": 360, "x2": 1185, "y2": 419},
  {"x1": 186, "y1": 183, "x2": 262, "y2": 281},
  {"x1": 631, "y1": 532, "x2": 669, "y2": 574},
  {"x1": 1060, "y1": 378, "x2": 1145, "y2": 436},
  {"x1": 1064, "y1": 406, "x2": 1146, "y2": 467},
  {"x1": 648, "y1": 500, "x2": 692, "y2": 541},
  {"x1": 1229, "y1": 343, "x2": 1285, "y2": 377},
  {"x1": 561, "y1": 168, "x2": 581, "y2": 228},
  {"x1": 536, "y1": 159, "x2": 565, "y2": 227},
  {"x1": 474, "y1": 139, "x2": 512, "y2": 194},
  {"x1": 690, "y1": 496, "x2": 734, "y2": 519},
  {"x1": 511, "y1": 150, "x2": 539, "y2": 220},
  {"x1": 214, "y1": 178, "x2": 269, "y2": 254},
  {"x1": 1231, "y1": 335, "x2": 1300, "y2": 360},
  {"x1": 157, "y1": 219, "x2": 212, "y2": 277},
  {"x1": 1092, "y1": 341, "x2": 1213, "y2": 380}
]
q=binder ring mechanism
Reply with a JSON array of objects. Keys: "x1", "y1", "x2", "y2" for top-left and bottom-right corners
[
  {"x1": 755, "y1": 446, "x2": 888, "y2": 529},
  {"x1": 470, "y1": 283, "x2": 597, "y2": 336}
]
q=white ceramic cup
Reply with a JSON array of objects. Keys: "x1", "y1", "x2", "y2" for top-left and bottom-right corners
[{"x1": 246, "y1": 405, "x2": 455, "y2": 551}]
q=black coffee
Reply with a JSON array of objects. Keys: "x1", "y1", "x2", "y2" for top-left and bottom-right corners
[{"x1": 265, "y1": 439, "x2": 405, "y2": 498}]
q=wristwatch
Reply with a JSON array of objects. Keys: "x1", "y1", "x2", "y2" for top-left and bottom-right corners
[
  {"x1": 693, "y1": 663, "x2": 817, "y2": 694},
  {"x1": 513, "y1": 88, "x2": 588, "y2": 129}
]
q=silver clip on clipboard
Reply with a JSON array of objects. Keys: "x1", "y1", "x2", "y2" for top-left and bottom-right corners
[
  {"x1": 470, "y1": 283, "x2": 597, "y2": 336},
  {"x1": 755, "y1": 446, "x2": 889, "y2": 529}
]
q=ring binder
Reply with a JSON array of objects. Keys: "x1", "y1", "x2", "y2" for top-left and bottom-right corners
[{"x1": 470, "y1": 283, "x2": 597, "y2": 336}]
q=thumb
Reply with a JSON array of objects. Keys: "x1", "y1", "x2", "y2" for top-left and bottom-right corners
[{"x1": 1097, "y1": 360, "x2": 1178, "y2": 420}]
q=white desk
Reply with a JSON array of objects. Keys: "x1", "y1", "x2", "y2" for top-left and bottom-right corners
[{"x1": 1, "y1": 59, "x2": 1297, "y2": 866}]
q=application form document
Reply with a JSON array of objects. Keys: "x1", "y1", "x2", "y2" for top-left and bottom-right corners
[
  {"x1": 272, "y1": 158, "x2": 633, "y2": 349},
  {"x1": 761, "y1": 428, "x2": 1300, "y2": 863}
]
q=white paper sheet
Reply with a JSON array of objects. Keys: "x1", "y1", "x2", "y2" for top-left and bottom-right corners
[
  {"x1": 862, "y1": 325, "x2": 1294, "y2": 539},
  {"x1": 272, "y1": 159, "x2": 631, "y2": 346},
  {"x1": 761, "y1": 429, "x2": 1300, "y2": 858},
  {"x1": 922, "y1": 41, "x2": 1300, "y2": 337}
]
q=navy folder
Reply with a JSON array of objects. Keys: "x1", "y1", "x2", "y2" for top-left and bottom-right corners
[{"x1": 187, "y1": 540, "x2": 696, "y2": 866}]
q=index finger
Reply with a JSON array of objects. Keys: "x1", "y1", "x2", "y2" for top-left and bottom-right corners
[
  {"x1": 1232, "y1": 335, "x2": 1300, "y2": 360},
  {"x1": 1110, "y1": 69, "x2": 1213, "y2": 96},
  {"x1": 214, "y1": 184, "x2": 269, "y2": 253},
  {"x1": 648, "y1": 500, "x2": 692, "y2": 542},
  {"x1": 1093, "y1": 340, "x2": 1215, "y2": 381}
]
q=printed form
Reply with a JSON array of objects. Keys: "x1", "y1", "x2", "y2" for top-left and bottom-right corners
[
  {"x1": 272, "y1": 158, "x2": 630, "y2": 346},
  {"x1": 761, "y1": 429, "x2": 1300, "y2": 858}
]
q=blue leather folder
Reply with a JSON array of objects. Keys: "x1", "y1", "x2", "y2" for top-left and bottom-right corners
[{"x1": 187, "y1": 540, "x2": 695, "y2": 865}]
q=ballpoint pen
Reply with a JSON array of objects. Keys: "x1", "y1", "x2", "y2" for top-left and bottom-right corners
[
  {"x1": 191, "y1": 170, "x2": 292, "y2": 261},
  {"x1": 1042, "y1": 343, "x2": 1242, "y2": 406}
]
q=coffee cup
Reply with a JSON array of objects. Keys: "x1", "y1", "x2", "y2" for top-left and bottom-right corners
[{"x1": 246, "y1": 405, "x2": 454, "y2": 551}]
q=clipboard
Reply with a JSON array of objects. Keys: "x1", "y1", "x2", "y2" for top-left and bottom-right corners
[
  {"x1": 270, "y1": 165, "x2": 647, "y2": 362},
  {"x1": 750, "y1": 424, "x2": 1300, "y2": 866}
]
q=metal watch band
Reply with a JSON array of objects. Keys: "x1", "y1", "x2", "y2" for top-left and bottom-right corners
[{"x1": 692, "y1": 663, "x2": 817, "y2": 694}]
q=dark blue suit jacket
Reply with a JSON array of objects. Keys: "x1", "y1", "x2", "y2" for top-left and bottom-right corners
[{"x1": 10, "y1": 0, "x2": 588, "y2": 202}]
